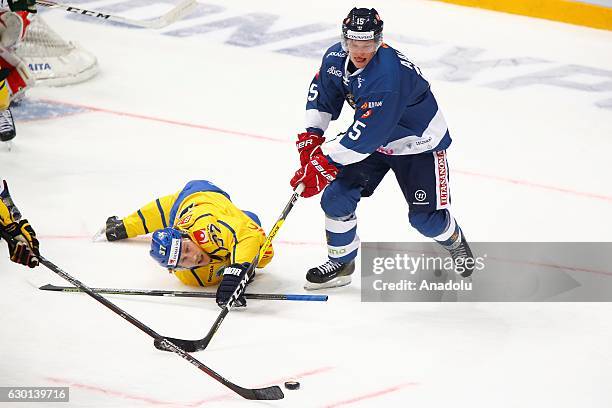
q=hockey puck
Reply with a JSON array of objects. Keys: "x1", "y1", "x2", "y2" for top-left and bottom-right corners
[{"x1": 284, "y1": 381, "x2": 300, "y2": 390}]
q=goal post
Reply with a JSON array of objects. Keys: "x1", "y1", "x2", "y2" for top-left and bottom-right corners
[{"x1": 14, "y1": 14, "x2": 98, "y2": 86}]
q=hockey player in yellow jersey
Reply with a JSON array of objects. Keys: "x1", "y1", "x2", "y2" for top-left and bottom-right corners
[
  {"x1": 0, "y1": 179, "x2": 39, "y2": 268},
  {"x1": 95, "y1": 180, "x2": 274, "y2": 308}
]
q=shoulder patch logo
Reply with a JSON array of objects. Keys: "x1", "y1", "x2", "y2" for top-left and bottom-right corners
[{"x1": 177, "y1": 214, "x2": 192, "y2": 226}]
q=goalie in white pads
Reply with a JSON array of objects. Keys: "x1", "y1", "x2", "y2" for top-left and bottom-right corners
[{"x1": 0, "y1": 0, "x2": 36, "y2": 144}]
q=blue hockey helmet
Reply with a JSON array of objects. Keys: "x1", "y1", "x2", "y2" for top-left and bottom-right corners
[
  {"x1": 341, "y1": 8, "x2": 384, "y2": 51},
  {"x1": 150, "y1": 228, "x2": 184, "y2": 269}
]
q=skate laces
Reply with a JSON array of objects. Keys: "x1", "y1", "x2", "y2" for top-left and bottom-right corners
[
  {"x1": 0, "y1": 110, "x2": 13, "y2": 132},
  {"x1": 450, "y1": 243, "x2": 468, "y2": 259},
  {"x1": 317, "y1": 260, "x2": 342, "y2": 274}
]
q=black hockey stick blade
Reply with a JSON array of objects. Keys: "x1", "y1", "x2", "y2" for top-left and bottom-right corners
[
  {"x1": 247, "y1": 385, "x2": 285, "y2": 400},
  {"x1": 154, "y1": 308, "x2": 228, "y2": 352},
  {"x1": 154, "y1": 336, "x2": 201, "y2": 353}
]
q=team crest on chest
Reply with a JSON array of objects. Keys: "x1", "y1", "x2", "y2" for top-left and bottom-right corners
[{"x1": 193, "y1": 229, "x2": 209, "y2": 244}]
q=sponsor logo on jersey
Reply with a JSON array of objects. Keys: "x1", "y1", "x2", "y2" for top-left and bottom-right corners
[
  {"x1": 177, "y1": 214, "x2": 192, "y2": 226},
  {"x1": 193, "y1": 229, "x2": 209, "y2": 244},
  {"x1": 357, "y1": 76, "x2": 365, "y2": 88},
  {"x1": 376, "y1": 146, "x2": 394, "y2": 155},
  {"x1": 415, "y1": 137, "x2": 433, "y2": 146},
  {"x1": 436, "y1": 151, "x2": 449, "y2": 206},
  {"x1": 28, "y1": 62, "x2": 52, "y2": 72},
  {"x1": 326, "y1": 51, "x2": 347, "y2": 58},
  {"x1": 327, "y1": 66, "x2": 343, "y2": 77},
  {"x1": 361, "y1": 109, "x2": 373, "y2": 119},
  {"x1": 207, "y1": 264, "x2": 215, "y2": 283},
  {"x1": 360, "y1": 101, "x2": 383, "y2": 110}
]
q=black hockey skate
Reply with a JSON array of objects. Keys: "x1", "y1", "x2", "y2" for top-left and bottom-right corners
[
  {"x1": 442, "y1": 230, "x2": 474, "y2": 278},
  {"x1": 0, "y1": 108, "x2": 16, "y2": 143},
  {"x1": 304, "y1": 259, "x2": 355, "y2": 291}
]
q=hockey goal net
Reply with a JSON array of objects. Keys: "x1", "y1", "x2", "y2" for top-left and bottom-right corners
[{"x1": 14, "y1": 14, "x2": 98, "y2": 86}]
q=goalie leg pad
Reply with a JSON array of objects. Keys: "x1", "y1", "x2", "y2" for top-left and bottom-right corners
[{"x1": 0, "y1": 55, "x2": 34, "y2": 100}]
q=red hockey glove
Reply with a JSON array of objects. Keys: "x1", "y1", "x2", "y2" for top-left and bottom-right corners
[
  {"x1": 296, "y1": 132, "x2": 325, "y2": 166},
  {"x1": 290, "y1": 149, "x2": 338, "y2": 198}
]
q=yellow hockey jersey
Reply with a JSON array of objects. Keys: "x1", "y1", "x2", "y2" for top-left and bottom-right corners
[
  {"x1": 120, "y1": 180, "x2": 273, "y2": 287},
  {"x1": 0, "y1": 180, "x2": 18, "y2": 228}
]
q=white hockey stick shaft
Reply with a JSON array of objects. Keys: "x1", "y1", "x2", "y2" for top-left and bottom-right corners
[{"x1": 35, "y1": 0, "x2": 197, "y2": 29}]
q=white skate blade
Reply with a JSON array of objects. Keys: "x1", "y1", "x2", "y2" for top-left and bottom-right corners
[
  {"x1": 304, "y1": 275, "x2": 352, "y2": 291},
  {"x1": 92, "y1": 226, "x2": 108, "y2": 242}
]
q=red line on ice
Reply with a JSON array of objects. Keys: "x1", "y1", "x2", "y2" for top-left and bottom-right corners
[
  {"x1": 323, "y1": 382, "x2": 419, "y2": 407},
  {"x1": 38, "y1": 98, "x2": 612, "y2": 204},
  {"x1": 39, "y1": 98, "x2": 286, "y2": 143},
  {"x1": 455, "y1": 169, "x2": 612, "y2": 203},
  {"x1": 45, "y1": 377, "x2": 176, "y2": 406}
]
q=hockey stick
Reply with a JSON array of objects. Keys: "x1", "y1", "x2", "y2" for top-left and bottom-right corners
[
  {"x1": 35, "y1": 0, "x2": 197, "y2": 29},
  {"x1": 40, "y1": 283, "x2": 328, "y2": 302},
  {"x1": 155, "y1": 184, "x2": 305, "y2": 353},
  {"x1": 0, "y1": 231, "x2": 283, "y2": 400}
]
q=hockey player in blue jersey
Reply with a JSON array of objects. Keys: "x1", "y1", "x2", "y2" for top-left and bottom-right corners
[{"x1": 290, "y1": 7, "x2": 474, "y2": 290}]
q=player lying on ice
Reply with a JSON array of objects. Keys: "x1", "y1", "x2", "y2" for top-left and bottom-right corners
[
  {"x1": 94, "y1": 180, "x2": 274, "y2": 308},
  {"x1": 290, "y1": 8, "x2": 474, "y2": 290}
]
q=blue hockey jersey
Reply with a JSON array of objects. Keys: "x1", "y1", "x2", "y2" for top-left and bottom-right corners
[{"x1": 305, "y1": 42, "x2": 452, "y2": 166}]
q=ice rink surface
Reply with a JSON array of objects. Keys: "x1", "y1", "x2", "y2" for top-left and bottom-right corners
[{"x1": 1, "y1": 0, "x2": 612, "y2": 406}]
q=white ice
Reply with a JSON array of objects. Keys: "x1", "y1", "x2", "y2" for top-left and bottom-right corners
[{"x1": 1, "y1": 0, "x2": 612, "y2": 407}]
